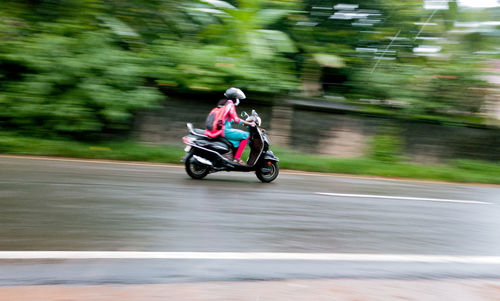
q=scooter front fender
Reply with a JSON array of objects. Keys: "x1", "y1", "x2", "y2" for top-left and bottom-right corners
[{"x1": 263, "y1": 150, "x2": 279, "y2": 162}]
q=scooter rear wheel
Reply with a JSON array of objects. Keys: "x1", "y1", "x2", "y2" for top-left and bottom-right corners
[
  {"x1": 185, "y1": 155, "x2": 210, "y2": 179},
  {"x1": 256, "y1": 161, "x2": 279, "y2": 183}
]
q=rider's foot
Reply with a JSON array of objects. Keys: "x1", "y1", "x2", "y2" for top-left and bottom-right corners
[{"x1": 233, "y1": 159, "x2": 247, "y2": 166}]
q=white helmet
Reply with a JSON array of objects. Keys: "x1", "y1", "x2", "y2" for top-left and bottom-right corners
[{"x1": 224, "y1": 87, "x2": 246, "y2": 106}]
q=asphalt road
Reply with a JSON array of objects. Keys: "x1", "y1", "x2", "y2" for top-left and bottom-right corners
[{"x1": 1, "y1": 155, "x2": 499, "y2": 285}]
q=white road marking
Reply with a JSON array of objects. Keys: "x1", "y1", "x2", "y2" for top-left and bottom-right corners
[
  {"x1": 316, "y1": 192, "x2": 491, "y2": 205},
  {"x1": 1, "y1": 252, "x2": 500, "y2": 264}
]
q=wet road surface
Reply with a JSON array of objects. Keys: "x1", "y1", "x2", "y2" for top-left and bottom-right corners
[{"x1": 1, "y1": 156, "x2": 499, "y2": 285}]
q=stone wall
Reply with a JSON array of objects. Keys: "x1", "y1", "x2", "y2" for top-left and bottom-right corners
[
  {"x1": 134, "y1": 97, "x2": 500, "y2": 163},
  {"x1": 134, "y1": 97, "x2": 272, "y2": 145}
]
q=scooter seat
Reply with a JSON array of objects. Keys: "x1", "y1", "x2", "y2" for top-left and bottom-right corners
[{"x1": 192, "y1": 128, "x2": 234, "y2": 150}]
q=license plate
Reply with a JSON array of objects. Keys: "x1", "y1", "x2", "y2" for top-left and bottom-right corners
[{"x1": 184, "y1": 146, "x2": 192, "y2": 152}]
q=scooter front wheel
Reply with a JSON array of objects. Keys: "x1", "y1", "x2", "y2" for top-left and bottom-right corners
[
  {"x1": 185, "y1": 155, "x2": 210, "y2": 179},
  {"x1": 256, "y1": 161, "x2": 279, "y2": 183}
]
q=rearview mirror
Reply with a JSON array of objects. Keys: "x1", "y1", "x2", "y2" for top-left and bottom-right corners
[{"x1": 241, "y1": 111, "x2": 249, "y2": 118}]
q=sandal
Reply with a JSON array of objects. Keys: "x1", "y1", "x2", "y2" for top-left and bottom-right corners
[{"x1": 233, "y1": 159, "x2": 247, "y2": 166}]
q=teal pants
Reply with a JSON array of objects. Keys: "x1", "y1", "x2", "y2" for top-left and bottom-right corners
[{"x1": 224, "y1": 128, "x2": 250, "y2": 148}]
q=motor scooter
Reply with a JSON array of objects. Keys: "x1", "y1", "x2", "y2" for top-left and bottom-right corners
[{"x1": 181, "y1": 110, "x2": 279, "y2": 182}]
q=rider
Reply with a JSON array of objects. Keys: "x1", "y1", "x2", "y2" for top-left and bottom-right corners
[{"x1": 207, "y1": 87, "x2": 255, "y2": 165}]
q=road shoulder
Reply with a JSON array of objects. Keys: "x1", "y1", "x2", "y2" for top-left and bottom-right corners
[
  {"x1": 1, "y1": 154, "x2": 498, "y2": 187},
  {"x1": 1, "y1": 279, "x2": 500, "y2": 301}
]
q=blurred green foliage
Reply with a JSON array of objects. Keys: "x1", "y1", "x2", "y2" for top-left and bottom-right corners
[
  {"x1": 369, "y1": 128, "x2": 403, "y2": 162},
  {"x1": 0, "y1": 0, "x2": 498, "y2": 136},
  {"x1": 0, "y1": 30, "x2": 161, "y2": 136},
  {"x1": 0, "y1": 1, "x2": 162, "y2": 137}
]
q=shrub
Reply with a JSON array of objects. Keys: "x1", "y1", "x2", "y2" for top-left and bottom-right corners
[{"x1": 369, "y1": 128, "x2": 403, "y2": 162}]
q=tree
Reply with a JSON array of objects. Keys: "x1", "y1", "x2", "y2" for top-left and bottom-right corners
[
  {"x1": 0, "y1": 1, "x2": 162, "y2": 137},
  {"x1": 147, "y1": 0, "x2": 301, "y2": 93}
]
